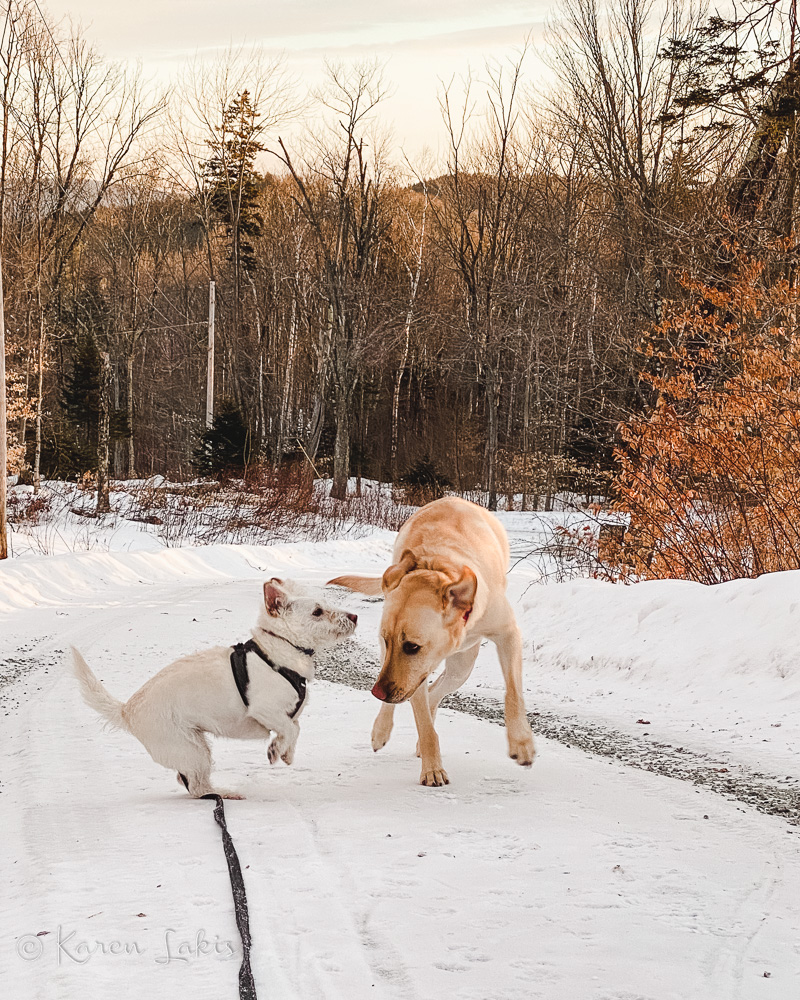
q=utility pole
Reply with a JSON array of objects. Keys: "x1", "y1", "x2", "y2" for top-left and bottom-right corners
[
  {"x1": 0, "y1": 253, "x2": 7, "y2": 560},
  {"x1": 206, "y1": 280, "x2": 215, "y2": 429}
]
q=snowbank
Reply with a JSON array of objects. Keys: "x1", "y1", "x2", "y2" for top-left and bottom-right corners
[
  {"x1": 480, "y1": 570, "x2": 800, "y2": 777},
  {"x1": 0, "y1": 537, "x2": 393, "y2": 615}
]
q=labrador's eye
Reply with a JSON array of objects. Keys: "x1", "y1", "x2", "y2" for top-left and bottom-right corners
[
  {"x1": 402, "y1": 641, "x2": 421, "y2": 655},
  {"x1": 312, "y1": 607, "x2": 324, "y2": 617}
]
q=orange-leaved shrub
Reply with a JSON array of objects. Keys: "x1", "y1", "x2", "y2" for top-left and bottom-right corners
[{"x1": 612, "y1": 257, "x2": 800, "y2": 583}]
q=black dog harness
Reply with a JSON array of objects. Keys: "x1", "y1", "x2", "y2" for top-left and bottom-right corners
[{"x1": 230, "y1": 638, "x2": 308, "y2": 718}]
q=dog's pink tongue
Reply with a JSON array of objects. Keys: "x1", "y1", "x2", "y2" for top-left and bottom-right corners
[{"x1": 371, "y1": 681, "x2": 388, "y2": 701}]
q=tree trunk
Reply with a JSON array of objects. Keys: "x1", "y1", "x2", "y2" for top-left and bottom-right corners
[
  {"x1": 32, "y1": 309, "x2": 45, "y2": 494},
  {"x1": 96, "y1": 351, "x2": 113, "y2": 514},
  {"x1": 126, "y1": 354, "x2": 136, "y2": 478},
  {"x1": 391, "y1": 328, "x2": 410, "y2": 483},
  {"x1": 0, "y1": 257, "x2": 7, "y2": 560},
  {"x1": 305, "y1": 394, "x2": 324, "y2": 466},
  {"x1": 727, "y1": 55, "x2": 800, "y2": 223},
  {"x1": 257, "y1": 348, "x2": 267, "y2": 461},
  {"x1": 484, "y1": 366, "x2": 499, "y2": 511},
  {"x1": 278, "y1": 298, "x2": 298, "y2": 461},
  {"x1": 18, "y1": 312, "x2": 30, "y2": 471},
  {"x1": 544, "y1": 425, "x2": 556, "y2": 513},
  {"x1": 113, "y1": 366, "x2": 122, "y2": 478},
  {"x1": 521, "y1": 354, "x2": 532, "y2": 511},
  {"x1": 330, "y1": 388, "x2": 351, "y2": 501}
]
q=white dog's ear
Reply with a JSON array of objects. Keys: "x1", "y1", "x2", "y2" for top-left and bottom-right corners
[
  {"x1": 444, "y1": 567, "x2": 477, "y2": 616},
  {"x1": 382, "y1": 549, "x2": 417, "y2": 592},
  {"x1": 263, "y1": 578, "x2": 287, "y2": 616}
]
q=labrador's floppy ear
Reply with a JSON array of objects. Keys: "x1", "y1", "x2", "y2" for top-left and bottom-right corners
[
  {"x1": 263, "y1": 578, "x2": 287, "y2": 616},
  {"x1": 444, "y1": 566, "x2": 477, "y2": 616},
  {"x1": 382, "y1": 549, "x2": 418, "y2": 592}
]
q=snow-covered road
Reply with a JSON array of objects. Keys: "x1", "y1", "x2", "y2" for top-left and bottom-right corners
[{"x1": 2, "y1": 543, "x2": 800, "y2": 999}]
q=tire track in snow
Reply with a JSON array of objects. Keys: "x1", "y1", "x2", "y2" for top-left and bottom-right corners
[
  {"x1": 302, "y1": 816, "x2": 421, "y2": 1000},
  {"x1": 317, "y1": 643, "x2": 800, "y2": 828}
]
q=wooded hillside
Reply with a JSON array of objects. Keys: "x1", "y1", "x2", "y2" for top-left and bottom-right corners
[{"x1": 3, "y1": 0, "x2": 799, "y2": 526}]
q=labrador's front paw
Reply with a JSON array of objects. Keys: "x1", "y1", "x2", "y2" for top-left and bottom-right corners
[
  {"x1": 371, "y1": 714, "x2": 393, "y2": 752},
  {"x1": 419, "y1": 764, "x2": 449, "y2": 787},
  {"x1": 508, "y1": 730, "x2": 535, "y2": 767}
]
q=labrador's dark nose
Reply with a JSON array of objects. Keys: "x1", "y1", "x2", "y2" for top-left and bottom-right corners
[{"x1": 347, "y1": 613, "x2": 358, "y2": 624}]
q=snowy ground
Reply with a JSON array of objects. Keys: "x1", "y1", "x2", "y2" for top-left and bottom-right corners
[
  {"x1": 2, "y1": 510, "x2": 800, "y2": 997},
  {"x1": 4, "y1": 479, "x2": 604, "y2": 583}
]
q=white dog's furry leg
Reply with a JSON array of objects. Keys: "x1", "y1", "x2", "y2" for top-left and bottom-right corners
[
  {"x1": 176, "y1": 772, "x2": 244, "y2": 800},
  {"x1": 142, "y1": 727, "x2": 223, "y2": 797},
  {"x1": 262, "y1": 717, "x2": 299, "y2": 766}
]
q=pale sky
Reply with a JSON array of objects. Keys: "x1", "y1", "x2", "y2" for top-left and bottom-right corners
[{"x1": 43, "y1": 0, "x2": 552, "y2": 159}]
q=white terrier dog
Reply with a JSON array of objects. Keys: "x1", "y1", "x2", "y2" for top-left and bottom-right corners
[{"x1": 72, "y1": 578, "x2": 358, "y2": 798}]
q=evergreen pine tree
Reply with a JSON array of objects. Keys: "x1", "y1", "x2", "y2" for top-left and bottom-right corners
[
  {"x1": 194, "y1": 400, "x2": 251, "y2": 476},
  {"x1": 202, "y1": 90, "x2": 266, "y2": 276},
  {"x1": 62, "y1": 331, "x2": 101, "y2": 442},
  {"x1": 58, "y1": 329, "x2": 130, "y2": 478}
]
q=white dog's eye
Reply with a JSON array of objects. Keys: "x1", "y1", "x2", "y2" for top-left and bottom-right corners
[{"x1": 312, "y1": 607, "x2": 324, "y2": 617}]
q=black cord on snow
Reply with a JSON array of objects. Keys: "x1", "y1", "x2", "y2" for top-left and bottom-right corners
[{"x1": 204, "y1": 793, "x2": 258, "y2": 1000}]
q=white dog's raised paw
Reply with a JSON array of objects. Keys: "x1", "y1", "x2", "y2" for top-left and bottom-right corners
[
  {"x1": 267, "y1": 740, "x2": 283, "y2": 765},
  {"x1": 420, "y1": 766, "x2": 449, "y2": 787}
]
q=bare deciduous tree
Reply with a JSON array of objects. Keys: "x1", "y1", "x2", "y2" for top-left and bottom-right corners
[{"x1": 277, "y1": 61, "x2": 393, "y2": 499}]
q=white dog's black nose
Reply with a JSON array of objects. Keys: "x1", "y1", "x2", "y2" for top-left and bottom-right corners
[{"x1": 347, "y1": 613, "x2": 358, "y2": 625}]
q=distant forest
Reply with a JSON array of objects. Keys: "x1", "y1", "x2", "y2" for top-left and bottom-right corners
[{"x1": 3, "y1": 0, "x2": 800, "y2": 518}]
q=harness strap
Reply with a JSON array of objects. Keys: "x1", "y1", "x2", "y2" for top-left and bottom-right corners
[
  {"x1": 230, "y1": 643, "x2": 251, "y2": 707},
  {"x1": 229, "y1": 639, "x2": 307, "y2": 718}
]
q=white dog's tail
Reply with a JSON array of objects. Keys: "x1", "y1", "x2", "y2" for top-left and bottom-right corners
[{"x1": 71, "y1": 647, "x2": 126, "y2": 730}]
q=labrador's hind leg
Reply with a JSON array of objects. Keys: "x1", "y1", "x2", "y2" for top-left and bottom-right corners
[
  {"x1": 414, "y1": 646, "x2": 481, "y2": 757},
  {"x1": 494, "y1": 615, "x2": 535, "y2": 766}
]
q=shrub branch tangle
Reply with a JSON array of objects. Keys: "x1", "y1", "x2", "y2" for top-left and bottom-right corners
[{"x1": 614, "y1": 256, "x2": 800, "y2": 582}]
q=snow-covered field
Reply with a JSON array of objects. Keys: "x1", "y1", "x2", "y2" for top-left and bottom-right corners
[{"x1": 2, "y1": 489, "x2": 800, "y2": 998}]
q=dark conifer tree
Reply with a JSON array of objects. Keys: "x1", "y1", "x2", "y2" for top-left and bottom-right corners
[
  {"x1": 62, "y1": 331, "x2": 101, "y2": 443},
  {"x1": 202, "y1": 90, "x2": 266, "y2": 277},
  {"x1": 194, "y1": 400, "x2": 252, "y2": 476}
]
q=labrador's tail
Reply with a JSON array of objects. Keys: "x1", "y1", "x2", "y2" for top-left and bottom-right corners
[{"x1": 327, "y1": 575, "x2": 383, "y2": 596}]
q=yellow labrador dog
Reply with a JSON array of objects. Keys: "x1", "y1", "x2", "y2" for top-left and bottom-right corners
[{"x1": 329, "y1": 496, "x2": 534, "y2": 786}]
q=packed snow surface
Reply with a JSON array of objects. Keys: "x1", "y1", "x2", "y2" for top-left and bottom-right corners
[{"x1": 2, "y1": 505, "x2": 799, "y2": 998}]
